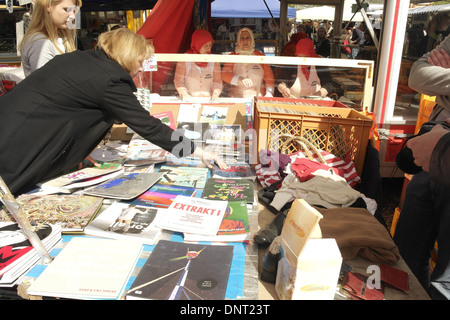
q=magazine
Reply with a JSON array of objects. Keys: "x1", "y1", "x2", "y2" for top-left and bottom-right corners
[
  {"x1": 184, "y1": 200, "x2": 250, "y2": 242},
  {"x1": 38, "y1": 165, "x2": 122, "y2": 190},
  {"x1": 201, "y1": 178, "x2": 255, "y2": 205},
  {"x1": 126, "y1": 240, "x2": 233, "y2": 300},
  {"x1": 176, "y1": 122, "x2": 210, "y2": 142},
  {"x1": 0, "y1": 194, "x2": 103, "y2": 234},
  {"x1": 126, "y1": 133, "x2": 170, "y2": 161},
  {"x1": 83, "y1": 172, "x2": 164, "y2": 200},
  {"x1": 84, "y1": 202, "x2": 164, "y2": 245},
  {"x1": 0, "y1": 223, "x2": 62, "y2": 287},
  {"x1": 212, "y1": 163, "x2": 256, "y2": 180},
  {"x1": 199, "y1": 105, "x2": 228, "y2": 124},
  {"x1": 126, "y1": 184, "x2": 197, "y2": 209},
  {"x1": 157, "y1": 165, "x2": 209, "y2": 189},
  {"x1": 156, "y1": 195, "x2": 228, "y2": 236},
  {"x1": 27, "y1": 237, "x2": 143, "y2": 300}
]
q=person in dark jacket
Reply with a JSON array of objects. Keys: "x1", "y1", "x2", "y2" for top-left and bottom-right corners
[
  {"x1": 394, "y1": 36, "x2": 450, "y2": 300},
  {"x1": 0, "y1": 28, "x2": 224, "y2": 195}
]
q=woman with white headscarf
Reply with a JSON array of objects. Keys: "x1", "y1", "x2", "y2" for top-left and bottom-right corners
[{"x1": 222, "y1": 27, "x2": 275, "y2": 99}]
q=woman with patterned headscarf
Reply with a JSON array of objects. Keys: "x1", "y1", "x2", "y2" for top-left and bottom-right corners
[
  {"x1": 174, "y1": 29, "x2": 223, "y2": 102},
  {"x1": 222, "y1": 27, "x2": 275, "y2": 99},
  {"x1": 277, "y1": 37, "x2": 335, "y2": 98}
]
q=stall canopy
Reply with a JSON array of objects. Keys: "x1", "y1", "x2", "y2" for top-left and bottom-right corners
[
  {"x1": 211, "y1": 0, "x2": 296, "y2": 18},
  {"x1": 296, "y1": 5, "x2": 363, "y2": 22},
  {"x1": 408, "y1": 3, "x2": 450, "y2": 15}
]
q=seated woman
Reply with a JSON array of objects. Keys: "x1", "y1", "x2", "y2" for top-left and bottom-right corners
[
  {"x1": 174, "y1": 29, "x2": 222, "y2": 102},
  {"x1": 277, "y1": 37, "x2": 335, "y2": 98},
  {"x1": 222, "y1": 27, "x2": 275, "y2": 99}
]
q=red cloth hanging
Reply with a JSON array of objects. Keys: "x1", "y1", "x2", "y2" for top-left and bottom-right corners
[{"x1": 135, "y1": 0, "x2": 196, "y2": 93}]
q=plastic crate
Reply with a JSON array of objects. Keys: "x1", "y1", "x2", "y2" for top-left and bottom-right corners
[{"x1": 253, "y1": 97, "x2": 373, "y2": 176}]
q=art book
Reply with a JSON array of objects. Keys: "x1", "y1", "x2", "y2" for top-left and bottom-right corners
[
  {"x1": 126, "y1": 240, "x2": 233, "y2": 300},
  {"x1": 151, "y1": 111, "x2": 176, "y2": 129},
  {"x1": 156, "y1": 195, "x2": 228, "y2": 236},
  {"x1": 27, "y1": 237, "x2": 143, "y2": 300},
  {"x1": 0, "y1": 223, "x2": 62, "y2": 287},
  {"x1": 157, "y1": 165, "x2": 209, "y2": 189},
  {"x1": 177, "y1": 122, "x2": 210, "y2": 142},
  {"x1": 83, "y1": 172, "x2": 164, "y2": 200},
  {"x1": 60, "y1": 169, "x2": 124, "y2": 191},
  {"x1": 184, "y1": 200, "x2": 251, "y2": 243},
  {"x1": 84, "y1": 202, "x2": 164, "y2": 245},
  {"x1": 38, "y1": 165, "x2": 122, "y2": 190},
  {"x1": 205, "y1": 124, "x2": 242, "y2": 147},
  {"x1": 0, "y1": 194, "x2": 103, "y2": 233},
  {"x1": 177, "y1": 103, "x2": 201, "y2": 123},
  {"x1": 126, "y1": 184, "x2": 197, "y2": 209},
  {"x1": 126, "y1": 134, "x2": 170, "y2": 161},
  {"x1": 201, "y1": 178, "x2": 255, "y2": 205},
  {"x1": 199, "y1": 105, "x2": 228, "y2": 124},
  {"x1": 212, "y1": 163, "x2": 256, "y2": 181}
]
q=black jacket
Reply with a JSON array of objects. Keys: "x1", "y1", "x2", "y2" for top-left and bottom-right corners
[{"x1": 0, "y1": 49, "x2": 194, "y2": 194}]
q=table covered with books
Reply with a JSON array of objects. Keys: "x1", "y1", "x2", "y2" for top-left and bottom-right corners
[{"x1": 0, "y1": 97, "x2": 430, "y2": 301}]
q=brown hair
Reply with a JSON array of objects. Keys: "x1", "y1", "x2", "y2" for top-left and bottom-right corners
[{"x1": 96, "y1": 28, "x2": 154, "y2": 74}]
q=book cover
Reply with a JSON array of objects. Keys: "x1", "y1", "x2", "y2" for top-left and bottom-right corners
[
  {"x1": 177, "y1": 122, "x2": 210, "y2": 142},
  {"x1": 61, "y1": 169, "x2": 124, "y2": 191},
  {"x1": 205, "y1": 124, "x2": 242, "y2": 147},
  {"x1": 84, "y1": 202, "x2": 163, "y2": 245},
  {"x1": 38, "y1": 165, "x2": 122, "y2": 189},
  {"x1": 199, "y1": 105, "x2": 228, "y2": 124},
  {"x1": 212, "y1": 163, "x2": 256, "y2": 180},
  {"x1": 151, "y1": 111, "x2": 176, "y2": 129},
  {"x1": 27, "y1": 237, "x2": 143, "y2": 300},
  {"x1": 126, "y1": 184, "x2": 197, "y2": 209},
  {"x1": 201, "y1": 178, "x2": 255, "y2": 204},
  {"x1": 0, "y1": 223, "x2": 61, "y2": 286},
  {"x1": 177, "y1": 104, "x2": 201, "y2": 123},
  {"x1": 126, "y1": 240, "x2": 233, "y2": 300},
  {"x1": 126, "y1": 134, "x2": 170, "y2": 161},
  {"x1": 0, "y1": 194, "x2": 103, "y2": 233},
  {"x1": 184, "y1": 200, "x2": 250, "y2": 243},
  {"x1": 83, "y1": 172, "x2": 164, "y2": 200},
  {"x1": 156, "y1": 196, "x2": 228, "y2": 236},
  {"x1": 158, "y1": 165, "x2": 209, "y2": 189}
]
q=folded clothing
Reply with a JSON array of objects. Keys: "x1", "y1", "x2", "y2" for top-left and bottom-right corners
[
  {"x1": 270, "y1": 170, "x2": 363, "y2": 210},
  {"x1": 290, "y1": 158, "x2": 336, "y2": 182},
  {"x1": 317, "y1": 206, "x2": 400, "y2": 265}
]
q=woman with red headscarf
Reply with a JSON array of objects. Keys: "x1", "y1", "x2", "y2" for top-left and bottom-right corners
[
  {"x1": 174, "y1": 29, "x2": 223, "y2": 102},
  {"x1": 276, "y1": 37, "x2": 335, "y2": 98}
]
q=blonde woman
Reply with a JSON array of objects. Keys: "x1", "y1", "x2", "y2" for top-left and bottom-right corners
[
  {"x1": 0, "y1": 28, "x2": 225, "y2": 195},
  {"x1": 20, "y1": 0, "x2": 82, "y2": 77}
]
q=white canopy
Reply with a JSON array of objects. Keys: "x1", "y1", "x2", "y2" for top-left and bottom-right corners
[{"x1": 296, "y1": 5, "x2": 363, "y2": 22}]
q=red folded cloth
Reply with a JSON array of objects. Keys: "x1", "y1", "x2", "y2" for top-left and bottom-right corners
[{"x1": 290, "y1": 158, "x2": 336, "y2": 182}]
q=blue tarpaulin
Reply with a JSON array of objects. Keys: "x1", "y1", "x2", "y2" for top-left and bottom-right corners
[{"x1": 211, "y1": 0, "x2": 296, "y2": 18}]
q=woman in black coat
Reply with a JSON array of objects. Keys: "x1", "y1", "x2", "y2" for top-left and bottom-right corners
[{"x1": 0, "y1": 28, "x2": 223, "y2": 195}]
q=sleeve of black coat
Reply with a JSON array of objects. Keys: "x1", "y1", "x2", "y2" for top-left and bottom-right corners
[{"x1": 100, "y1": 79, "x2": 196, "y2": 158}]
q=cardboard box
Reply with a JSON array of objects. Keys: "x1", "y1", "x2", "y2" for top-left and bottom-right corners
[{"x1": 275, "y1": 199, "x2": 342, "y2": 300}]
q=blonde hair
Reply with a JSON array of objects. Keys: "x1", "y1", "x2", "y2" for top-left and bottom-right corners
[
  {"x1": 20, "y1": 0, "x2": 82, "y2": 54},
  {"x1": 96, "y1": 28, "x2": 154, "y2": 74}
]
